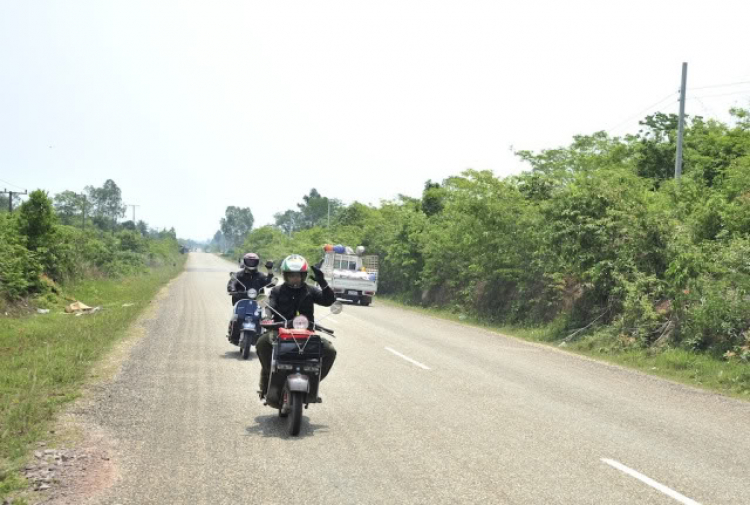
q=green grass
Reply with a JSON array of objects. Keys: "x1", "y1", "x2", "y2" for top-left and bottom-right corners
[
  {"x1": 0, "y1": 257, "x2": 185, "y2": 499},
  {"x1": 377, "y1": 296, "x2": 750, "y2": 399}
]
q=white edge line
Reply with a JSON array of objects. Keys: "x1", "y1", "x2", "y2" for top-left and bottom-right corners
[
  {"x1": 601, "y1": 458, "x2": 702, "y2": 505},
  {"x1": 384, "y1": 347, "x2": 431, "y2": 370}
]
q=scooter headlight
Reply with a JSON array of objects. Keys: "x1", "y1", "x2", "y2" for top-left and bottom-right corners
[
  {"x1": 248, "y1": 288, "x2": 258, "y2": 299},
  {"x1": 292, "y1": 315, "x2": 309, "y2": 330}
]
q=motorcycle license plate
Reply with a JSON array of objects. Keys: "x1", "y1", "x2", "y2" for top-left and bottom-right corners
[
  {"x1": 347, "y1": 291, "x2": 358, "y2": 295},
  {"x1": 243, "y1": 323, "x2": 256, "y2": 330}
]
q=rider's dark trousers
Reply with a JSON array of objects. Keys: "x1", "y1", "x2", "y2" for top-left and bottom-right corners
[{"x1": 255, "y1": 331, "x2": 337, "y2": 391}]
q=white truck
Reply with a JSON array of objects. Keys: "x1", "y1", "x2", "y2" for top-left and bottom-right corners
[{"x1": 321, "y1": 251, "x2": 379, "y2": 306}]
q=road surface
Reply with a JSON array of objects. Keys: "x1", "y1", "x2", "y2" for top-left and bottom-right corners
[{"x1": 74, "y1": 252, "x2": 750, "y2": 504}]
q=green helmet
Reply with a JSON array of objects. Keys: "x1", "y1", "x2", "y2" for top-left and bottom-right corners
[{"x1": 280, "y1": 254, "x2": 308, "y2": 288}]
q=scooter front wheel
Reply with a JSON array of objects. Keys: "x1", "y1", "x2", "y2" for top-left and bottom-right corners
[
  {"x1": 288, "y1": 391, "x2": 304, "y2": 436},
  {"x1": 240, "y1": 332, "x2": 251, "y2": 359}
]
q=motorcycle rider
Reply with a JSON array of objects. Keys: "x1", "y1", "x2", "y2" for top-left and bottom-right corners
[
  {"x1": 256, "y1": 254, "x2": 336, "y2": 398},
  {"x1": 227, "y1": 253, "x2": 275, "y2": 344}
]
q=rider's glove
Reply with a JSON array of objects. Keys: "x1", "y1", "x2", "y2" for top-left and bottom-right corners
[{"x1": 310, "y1": 264, "x2": 327, "y2": 288}]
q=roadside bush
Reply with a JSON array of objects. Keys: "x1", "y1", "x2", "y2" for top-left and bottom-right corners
[
  {"x1": 672, "y1": 238, "x2": 750, "y2": 355},
  {"x1": 0, "y1": 214, "x2": 44, "y2": 300}
]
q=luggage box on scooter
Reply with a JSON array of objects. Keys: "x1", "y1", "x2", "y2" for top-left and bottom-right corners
[{"x1": 276, "y1": 334, "x2": 323, "y2": 362}]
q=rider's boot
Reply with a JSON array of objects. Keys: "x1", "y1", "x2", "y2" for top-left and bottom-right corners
[{"x1": 257, "y1": 369, "x2": 268, "y2": 400}]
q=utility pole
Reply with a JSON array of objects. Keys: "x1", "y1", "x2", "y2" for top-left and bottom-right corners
[
  {"x1": 2, "y1": 189, "x2": 27, "y2": 212},
  {"x1": 77, "y1": 193, "x2": 88, "y2": 230},
  {"x1": 675, "y1": 62, "x2": 688, "y2": 181},
  {"x1": 125, "y1": 204, "x2": 140, "y2": 223}
]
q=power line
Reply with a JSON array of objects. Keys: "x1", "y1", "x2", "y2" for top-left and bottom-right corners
[
  {"x1": 606, "y1": 92, "x2": 679, "y2": 134},
  {"x1": 692, "y1": 96, "x2": 718, "y2": 118},
  {"x1": 690, "y1": 89, "x2": 750, "y2": 100},
  {"x1": 691, "y1": 80, "x2": 750, "y2": 91},
  {"x1": 0, "y1": 178, "x2": 27, "y2": 191}
]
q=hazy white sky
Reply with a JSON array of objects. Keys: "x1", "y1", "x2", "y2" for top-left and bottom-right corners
[{"x1": 2, "y1": 0, "x2": 749, "y2": 240}]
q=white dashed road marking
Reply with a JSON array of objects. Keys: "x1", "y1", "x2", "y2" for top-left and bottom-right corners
[
  {"x1": 385, "y1": 347, "x2": 431, "y2": 370},
  {"x1": 602, "y1": 458, "x2": 702, "y2": 505}
]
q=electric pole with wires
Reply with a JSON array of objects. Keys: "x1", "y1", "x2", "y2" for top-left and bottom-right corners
[
  {"x1": 1, "y1": 189, "x2": 27, "y2": 212},
  {"x1": 675, "y1": 62, "x2": 688, "y2": 181},
  {"x1": 125, "y1": 204, "x2": 140, "y2": 223}
]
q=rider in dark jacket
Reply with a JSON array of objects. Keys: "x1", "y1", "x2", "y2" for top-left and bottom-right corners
[
  {"x1": 227, "y1": 253, "x2": 275, "y2": 343},
  {"x1": 256, "y1": 254, "x2": 336, "y2": 397}
]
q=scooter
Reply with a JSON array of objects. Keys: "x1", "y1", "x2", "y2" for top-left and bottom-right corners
[
  {"x1": 228, "y1": 274, "x2": 276, "y2": 360},
  {"x1": 260, "y1": 302, "x2": 342, "y2": 436}
]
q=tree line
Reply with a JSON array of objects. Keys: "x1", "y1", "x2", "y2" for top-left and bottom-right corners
[
  {"x1": 219, "y1": 107, "x2": 750, "y2": 361},
  {"x1": 0, "y1": 179, "x2": 181, "y2": 304}
]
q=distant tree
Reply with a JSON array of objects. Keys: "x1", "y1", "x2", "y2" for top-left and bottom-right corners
[
  {"x1": 334, "y1": 202, "x2": 374, "y2": 227},
  {"x1": 119, "y1": 220, "x2": 137, "y2": 231},
  {"x1": 220, "y1": 206, "x2": 254, "y2": 248},
  {"x1": 273, "y1": 209, "x2": 301, "y2": 234},
  {"x1": 209, "y1": 230, "x2": 225, "y2": 252},
  {"x1": 85, "y1": 179, "x2": 125, "y2": 230},
  {"x1": 53, "y1": 190, "x2": 86, "y2": 226},
  {"x1": 421, "y1": 180, "x2": 445, "y2": 217},
  {"x1": 296, "y1": 189, "x2": 342, "y2": 229},
  {"x1": 136, "y1": 220, "x2": 149, "y2": 236}
]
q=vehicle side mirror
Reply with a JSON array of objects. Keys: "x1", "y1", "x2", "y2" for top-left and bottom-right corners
[{"x1": 330, "y1": 301, "x2": 343, "y2": 315}]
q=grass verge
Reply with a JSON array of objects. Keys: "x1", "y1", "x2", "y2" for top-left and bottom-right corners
[
  {"x1": 376, "y1": 296, "x2": 750, "y2": 400},
  {"x1": 0, "y1": 258, "x2": 185, "y2": 499}
]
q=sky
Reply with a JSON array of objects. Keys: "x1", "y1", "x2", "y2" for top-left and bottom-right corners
[{"x1": 2, "y1": 0, "x2": 750, "y2": 241}]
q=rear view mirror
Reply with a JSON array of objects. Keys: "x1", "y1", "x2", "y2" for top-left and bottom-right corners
[{"x1": 330, "y1": 301, "x2": 343, "y2": 315}]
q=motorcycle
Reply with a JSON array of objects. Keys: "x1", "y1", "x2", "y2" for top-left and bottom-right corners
[
  {"x1": 228, "y1": 274, "x2": 276, "y2": 360},
  {"x1": 260, "y1": 301, "x2": 342, "y2": 436}
]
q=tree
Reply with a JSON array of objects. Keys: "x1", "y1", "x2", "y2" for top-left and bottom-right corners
[
  {"x1": 334, "y1": 202, "x2": 374, "y2": 227},
  {"x1": 210, "y1": 230, "x2": 226, "y2": 252},
  {"x1": 136, "y1": 220, "x2": 149, "y2": 236},
  {"x1": 632, "y1": 113, "x2": 679, "y2": 183},
  {"x1": 17, "y1": 190, "x2": 57, "y2": 252},
  {"x1": 53, "y1": 190, "x2": 87, "y2": 226},
  {"x1": 119, "y1": 220, "x2": 137, "y2": 231},
  {"x1": 421, "y1": 180, "x2": 445, "y2": 217},
  {"x1": 296, "y1": 189, "x2": 342, "y2": 229},
  {"x1": 220, "y1": 206, "x2": 254, "y2": 249},
  {"x1": 85, "y1": 179, "x2": 125, "y2": 230},
  {"x1": 273, "y1": 209, "x2": 301, "y2": 234}
]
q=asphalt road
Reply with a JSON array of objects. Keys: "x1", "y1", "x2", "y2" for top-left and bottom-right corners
[{"x1": 79, "y1": 252, "x2": 750, "y2": 504}]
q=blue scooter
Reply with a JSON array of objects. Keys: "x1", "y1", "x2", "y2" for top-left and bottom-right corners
[{"x1": 228, "y1": 274, "x2": 276, "y2": 359}]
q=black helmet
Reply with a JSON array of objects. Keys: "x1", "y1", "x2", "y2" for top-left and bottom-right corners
[{"x1": 242, "y1": 253, "x2": 260, "y2": 272}]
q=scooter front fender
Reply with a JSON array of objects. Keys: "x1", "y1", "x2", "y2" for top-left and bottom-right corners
[{"x1": 287, "y1": 374, "x2": 309, "y2": 393}]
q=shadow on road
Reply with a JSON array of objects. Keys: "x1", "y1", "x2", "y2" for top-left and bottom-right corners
[
  {"x1": 218, "y1": 350, "x2": 256, "y2": 360},
  {"x1": 245, "y1": 415, "x2": 329, "y2": 439}
]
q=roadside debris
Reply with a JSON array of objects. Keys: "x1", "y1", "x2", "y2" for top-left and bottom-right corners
[
  {"x1": 37, "y1": 308, "x2": 50, "y2": 314},
  {"x1": 65, "y1": 302, "x2": 102, "y2": 315}
]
